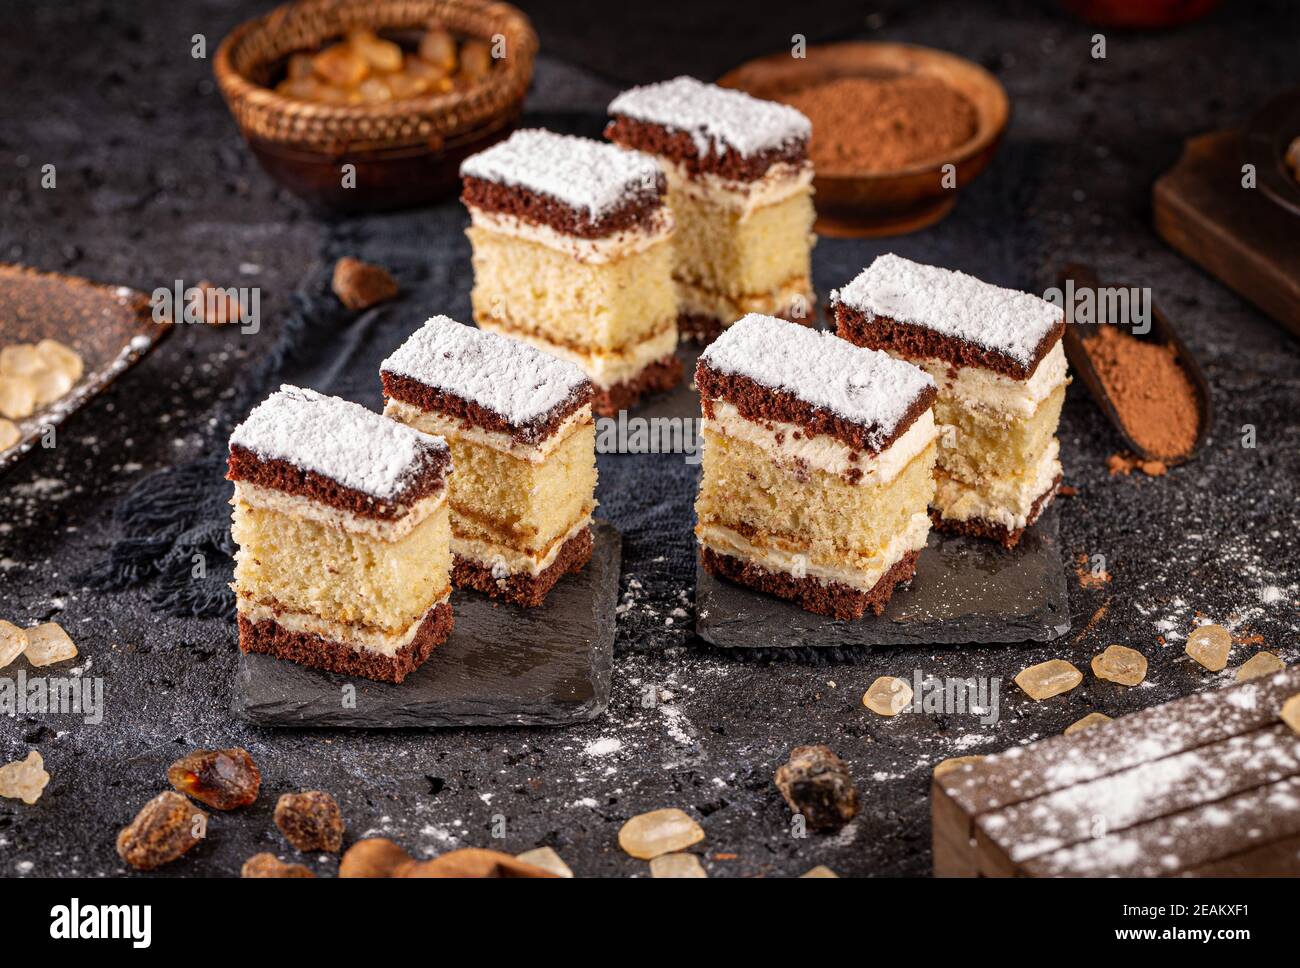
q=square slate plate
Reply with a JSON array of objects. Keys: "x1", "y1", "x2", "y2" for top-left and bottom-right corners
[
  {"x1": 695, "y1": 506, "x2": 1070, "y2": 649},
  {"x1": 231, "y1": 521, "x2": 621, "y2": 728},
  {"x1": 0, "y1": 264, "x2": 171, "y2": 474}
]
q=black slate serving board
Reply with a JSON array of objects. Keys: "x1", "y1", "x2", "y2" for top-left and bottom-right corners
[
  {"x1": 231, "y1": 521, "x2": 620, "y2": 728},
  {"x1": 695, "y1": 506, "x2": 1069, "y2": 648}
]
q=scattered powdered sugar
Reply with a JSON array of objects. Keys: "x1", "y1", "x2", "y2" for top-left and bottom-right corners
[
  {"x1": 461, "y1": 129, "x2": 661, "y2": 219},
  {"x1": 699, "y1": 313, "x2": 935, "y2": 447},
  {"x1": 831, "y1": 254, "x2": 1063, "y2": 366},
  {"x1": 609, "y1": 75, "x2": 811, "y2": 159},
  {"x1": 230, "y1": 385, "x2": 448, "y2": 500},
  {"x1": 583, "y1": 737, "x2": 623, "y2": 757},
  {"x1": 382, "y1": 316, "x2": 589, "y2": 429}
]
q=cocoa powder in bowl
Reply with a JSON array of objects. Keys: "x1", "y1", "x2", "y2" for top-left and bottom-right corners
[
  {"x1": 779, "y1": 75, "x2": 977, "y2": 175},
  {"x1": 1083, "y1": 324, "x2": 1199, "y2": 461}
]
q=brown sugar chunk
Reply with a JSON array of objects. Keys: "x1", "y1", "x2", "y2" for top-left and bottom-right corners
[
  {"x1": 774, "y1": 744, "x2": 860, "y2": 831},
  {"x1": 332, "y1": 257, "x2": 399, "y2": 311},
  {"x1": 117, "y1": 792, "x2": 208, "y2": 870},
  {"x1": 167, "y1": 748, "x2": 261, "y2": 810},
  {"x1": 275, "y1": 790, "x2": 345, "y2": 852},
  {"x1": 241, "y1": 853, "x2": 314, "y2": 878}
]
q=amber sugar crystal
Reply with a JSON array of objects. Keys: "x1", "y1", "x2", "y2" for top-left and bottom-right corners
[
  {"x1": 1015, "y1": 659, "x2": 1083, "y2": 700},
  {"x1": 1091, "y1": 644, "x2": 1148, "y2": 686},
  {"x1": 1186, "y1": 624, "x2": 1232, "y2": 672},
  {"x1": 168, "y1": 748, "x2": 261, "y2": 810}
]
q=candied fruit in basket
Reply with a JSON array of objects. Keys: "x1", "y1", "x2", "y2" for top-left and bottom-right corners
[
  {"x1": 419, "y1": 28, "x2": 458, "y2": 71},
  {"x1": 313, "y1": 43, "x2": 369, "y2": 88},
  {"x1": 459, "y1": 39, "x2": 493, "y2": 78},
  {"x1": 274, "y1": 26, "x2": 489, "y2": 105},
  {"x1": 348, "y1": 29, "x2": 403, "y2": 73}
]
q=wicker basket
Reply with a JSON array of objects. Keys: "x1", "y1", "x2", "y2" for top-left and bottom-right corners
[{"x1": 214, "y1": 0, "x2": 536, "y2": 210}]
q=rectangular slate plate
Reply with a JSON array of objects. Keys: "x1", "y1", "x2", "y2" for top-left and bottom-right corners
[
  {"x1": 0, "y1": 264, "x2": 171, "y2": 474},
  {"x1": 231, "y1": 521, "x2": 621, "y2": 728},
  {"x1": 695, "y1": 506, "x2": 1070, "y2": 649}
]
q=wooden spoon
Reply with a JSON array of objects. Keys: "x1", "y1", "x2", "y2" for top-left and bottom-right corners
[{"x1": 1056, "y1": 263, "x2": 1212, "y2": 466}]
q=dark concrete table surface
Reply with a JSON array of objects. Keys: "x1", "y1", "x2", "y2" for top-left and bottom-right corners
[{"x1": 1, "y1": 0, "x2": 1297, "y2": 878}]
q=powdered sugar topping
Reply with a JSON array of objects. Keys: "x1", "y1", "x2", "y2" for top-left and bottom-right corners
[
  {"x1": 700, "y1": 314, "x2": 934, "y2": 445},
  {"x1": 382, "y1": 316, "x2": 590, "y2": 429},
  {"x1": 609, "y1": 76, "x2": 811, "y2": 159},
  {"x1": 230, "y1": 385, "x2": 448, "y2": 500},
  {"x1": 832, "y1": 254, "x2": 1064, "y2": 366},
  {"x1": 460, "y1": 129, "x2": 662, "y2": 219}
]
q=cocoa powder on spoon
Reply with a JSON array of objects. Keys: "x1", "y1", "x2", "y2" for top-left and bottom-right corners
[{"x1": 1083, "y1": 324, "x2": 1199, "y2": 471}]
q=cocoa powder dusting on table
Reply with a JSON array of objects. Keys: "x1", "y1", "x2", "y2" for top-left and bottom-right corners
[
  {"x1": 779, "y1": 76, "x2": 977, "y2": 174},
  {"x1": 1083, "y1": 324, "x2": 1199, "y2": 462}
]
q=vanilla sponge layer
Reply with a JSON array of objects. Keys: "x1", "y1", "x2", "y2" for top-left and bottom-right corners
[
  {"x1": 667, "y1": 186, "x2": 814, "y2": 299},
  {"x1": 936, "y1": 381, "x2": 1066, "y2": 486},
  {"x1": 456, "y1": 514, "x2": 592, "y2": 577},
  {"x1": 467, "y1": 223, "x2": 677, "y2": 353},
  {"x1": 388, "y1": 406, "x2": 597, "y2": 563},
  {"x1": 934, "y1": 439, "x2": 1062, "y2": 530},
  {"x1": 696, "y1": 428, "x2": 937, "y2": 576},
  {"x1": 677, "y1": 276, "x2": 815, "y2": 328},
  {"x1": 232, "y1": 498, "x2": 450, "y2": 634},
  {"x1": 698, "y1": 512, "x2": 930, "y2": 593}
]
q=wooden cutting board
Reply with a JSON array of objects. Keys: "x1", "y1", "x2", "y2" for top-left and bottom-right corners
[
  {"x1": 932, "y1": 666, "x2": 1300, "y2": 877},
  {"x1": 1153, "y1": 130, "x2": 1300, "y2": 340}
]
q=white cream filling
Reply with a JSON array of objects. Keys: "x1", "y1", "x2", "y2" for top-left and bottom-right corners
[
  {"x1": 384, "y1": 399, "x2": 591, "y2": 464},
  {"x1": 232, "y1": 482, "x2": 446, "y2": 541},
  {"x1": 906, "y1": 341, "x2": 1070, "y2": 418},
  {"x1": 454, "y1": 514, "x2": 593, "y2": 577},
  {"x1": 663, "y1": 159, "x2": 814, "y2": 217},
  {"x1": 236, "y1": 592, "x2": 449, "y2": 658},
  {"x1": 677, "y1": 275, "x2": 815, "y2": 322},
  {"x1": 933, "y1": 439, "x2": 1062, "y2": 529},
  {"x1": 476, "y1": 318, "x2": 677, "y2": 390},
  {"x1": 697, "y1": 511, "x2": 930, "y2": 593},
  {"x1": 706, "y1": 403, "x2": 937, "y2": 486},
  {"x1": 467, "y1": 205, "x2": 674, "y2": 264}
]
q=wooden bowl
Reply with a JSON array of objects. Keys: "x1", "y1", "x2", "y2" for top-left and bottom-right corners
[
  {"x1": 1243, "y1": 87, "x2": 1300, "y2": 220},
  {"x1": 214, "y1": 0, "x2": 537, "y2": 213},
  {"x1": 718, "y1": 42, "x2": 1009, "y2": 238}
]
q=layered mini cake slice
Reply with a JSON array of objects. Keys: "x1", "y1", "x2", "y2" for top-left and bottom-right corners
[
  {"x1": 460, "y1": 128, "x2": 681, "y2": 414},
  {"x1": 606, "y1": 76, "x2": 816, "y2": 343},
  {"x1": 228, "y1": 385, "x2": 453, "y2": 684},
  {"x1": 695, "y1": 314, "x2": 938, "y2": 619},
  {"x1": 382, "y1": 316, "x2": 597, "y2": 607},
  {"x1": 832, "y1": 254, "x2": 1068, "y2": 548}
]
